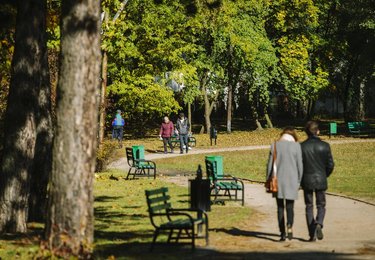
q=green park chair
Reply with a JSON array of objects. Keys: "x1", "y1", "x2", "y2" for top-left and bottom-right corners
[
  {"x1": 145, "y1": 187, "x2": 209, "y2": 251},
  {"x1": 205, "y1": 159, "x2": 245, "y2": 206},
  {"x1": 125, "y1": 147, "x2": 156, "y2": 179}
]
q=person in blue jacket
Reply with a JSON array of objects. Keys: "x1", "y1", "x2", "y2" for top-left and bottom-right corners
[{"x1": 112, "y1": 110, "x2": 125, "y2": 147}]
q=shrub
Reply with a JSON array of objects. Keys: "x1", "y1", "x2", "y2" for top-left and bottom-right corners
[{"x1": 96, "y1": 140, "x2": 118, "y2": 172}]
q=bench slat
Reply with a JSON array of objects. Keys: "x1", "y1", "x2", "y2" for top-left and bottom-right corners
[
  {"x1": 145, "y1": 187, "x2": 168, "y2": 196},
  {"x1": 148, "y1": 195, "x2": 171, "y2": 204},
  {"x1": 149, "y1": 203, "x2": 171, "y2": 213}
]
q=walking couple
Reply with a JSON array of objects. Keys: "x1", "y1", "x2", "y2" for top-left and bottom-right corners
[{"x1": 266, "y1": 121, "x2": 334, "y2": 242}]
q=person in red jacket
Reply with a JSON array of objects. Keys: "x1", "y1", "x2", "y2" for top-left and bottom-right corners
[{"x1": 159, "y1": 116, "x2": 174, "y2": 154}]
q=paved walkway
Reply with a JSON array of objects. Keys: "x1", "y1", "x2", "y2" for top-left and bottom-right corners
[{"x1": 109, "y1": 139, "x2": 375, "y2": 259}]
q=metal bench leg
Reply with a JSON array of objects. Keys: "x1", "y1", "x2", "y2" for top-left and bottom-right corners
[
  {"x1": 126, "y1": 167, "x2": 133, "y2": 180},
  {"x1": 205, "y1": 217, "x2": 209, "y2": 246},
  {"x1": 191, "y1": 226, "x2": 195, "y2": 250},
  {"x1": 167, "y1": 229, "x2": 174, "y2": 243},
  {"x1": 150, "y1": 229, "x2": 159, "y2": 252},
  {"x1": 242, "y1": 187, "x2": 245, "y2": 206}
]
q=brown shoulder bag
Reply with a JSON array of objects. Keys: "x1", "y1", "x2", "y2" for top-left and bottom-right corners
[{"x1": 265, "y1": 142, "x2": 278, "y2": 193}]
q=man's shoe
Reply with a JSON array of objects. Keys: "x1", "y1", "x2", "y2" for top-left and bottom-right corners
[
  {"x1": 308, "y1": 236, "x2": 317, "y2": 242},
  {"x1": 287, "y1": 225, "x2": 293, "y2": 240},
  {"x1": 316, "y1": 224, "x2": 323, "y2": 240},
  {"x1": 180, "y1": 151, "x2": 183, "y2": 154},
  {"x1": 280, "y1": 233, "x2": 286, "y2": 242},
  {"x1": 171, "y1": 149, "x2": 174, "y2": 153}
]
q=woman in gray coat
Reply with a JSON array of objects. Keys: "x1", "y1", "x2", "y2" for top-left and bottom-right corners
[{"x1": 266, "y1": 127, "x2": 303, "y2": 241}]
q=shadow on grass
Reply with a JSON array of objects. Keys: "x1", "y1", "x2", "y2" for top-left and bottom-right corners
[
  {"x1": 95, "y1": 195, "x2": 124, "y2": 202},
  {"x1": 94, "y1": 241, "x2": 356, "y2": 260},
  {"x1": 0, "y1": 225, "x2": 43, "y2": 244}
]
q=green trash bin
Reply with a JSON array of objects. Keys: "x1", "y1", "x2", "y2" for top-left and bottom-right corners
[
  {"x1": 132, "y1": 145, "x2": 145, "y2": 166},
  {"x1": 329, "y1": 122, "x2": 337, "y2": 137},
  {"x1": 205, "y1": 155, "x2": 223, "y2": 178}
]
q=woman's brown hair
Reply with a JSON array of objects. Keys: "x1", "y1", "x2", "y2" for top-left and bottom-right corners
[{"x1": 279, "y1": 126, "x2": 298, "y2": 141}]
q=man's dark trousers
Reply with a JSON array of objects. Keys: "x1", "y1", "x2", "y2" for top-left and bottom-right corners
[
  {"x1": 304, "y1": 189, "x2": 326, "y2": 237},
  {"x1": 179, "y1": 134, "x2": 188, "y2": 153}
]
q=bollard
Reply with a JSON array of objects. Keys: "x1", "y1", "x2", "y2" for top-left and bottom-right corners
[{"x1": 210, "y1": 126, "x2": 217, "y2": 145}]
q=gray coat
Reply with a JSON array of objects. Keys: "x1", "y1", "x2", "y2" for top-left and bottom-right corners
[{"x1": 266, "y1": 141, "x2": 303, "y2": 200}]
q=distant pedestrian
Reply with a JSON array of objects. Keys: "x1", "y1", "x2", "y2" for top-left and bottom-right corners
[
  {"x1": 266, "y1": 127, "x2": 303, "y2": 241},
  {"x1": 176, "y1": 112, "x2": 190, "y2": 154},
  {"x1": 159, "y1": 116, "x2": 174, "y2": 154},
  {"x1": 301, "y1": 121, "x2": 334, "y2": 242},
  {"x1": 112, "y1": 110, "x2": 125, "y2": 148}
]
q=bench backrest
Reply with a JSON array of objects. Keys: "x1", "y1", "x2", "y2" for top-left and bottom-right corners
[
  {"x1": 348, "y1": 121, "x2": 369, "y2": 130},
  {"x1": 145, "y1": 187, "x2": 171, "y2": 227},
  {"x1": 125, "y1": 147, "x2": 135, "y2": 167},
  {"x1": 205, "y1": 159, "x2": 218, "y2": 182},
  {"x1": 348, "y1": 122, "x2": 360, "y2": 130}
]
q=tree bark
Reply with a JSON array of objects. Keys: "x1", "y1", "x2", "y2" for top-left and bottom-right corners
[
  {"x1": 188, "y1": 102, "x2": 192, "y2": 132},
  {"x1": 98, "y1": 51, "x2": 108, "y2": 144},
  {"x1": 45, "y1": 0, "x2": 101, "y2": 256},
  {"x1": 264, "y1": 113, "x2": 273, "y2": 128},
  {"x1": 0, "y1": 0, "x2": 48, "y2": 233},
  {"x1": 226, "y1": 84, "x2": 232, "y2": 133},
  {"x1": 28, "y1": 0, "x2": 53, "y2": 223}
]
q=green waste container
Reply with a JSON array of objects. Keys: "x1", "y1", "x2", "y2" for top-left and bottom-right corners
[
  {"x1": 205, "y1": 155, "x2": 223, "y2": 178},
  {"x1": 329, "y1": 122, "x2": 337, "y2": 137},
  {"x1": 132, "y1": 145, "x2": 145, "y2": 166}
]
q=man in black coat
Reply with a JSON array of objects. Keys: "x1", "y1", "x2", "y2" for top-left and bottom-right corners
[{"x1": 301, "y1": 121, "x2": 334, "y2": 241}]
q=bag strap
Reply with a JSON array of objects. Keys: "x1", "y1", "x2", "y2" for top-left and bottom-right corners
[{"x1": 272, "y1": 141, "x2": 277, "y2": 176}]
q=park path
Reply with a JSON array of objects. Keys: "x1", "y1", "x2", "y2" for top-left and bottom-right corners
[{"x1": 109, "y1": 139, "x2": 375, "y2": 259}]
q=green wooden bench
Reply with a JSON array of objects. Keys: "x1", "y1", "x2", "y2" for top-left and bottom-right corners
[
  {"x1": 125, "y1": 147, "x2": 156, "y2": 179},
  {"x1": 145, "y1": 187, "x2": 209, "y2": 251},
  {"x1": 169, "y1": 134, "x2": 197, "y2": 148},
  {"x1": 205, "y1": 159, "x2": 245, "y2": 206},
  {"x1": 347, "y1": 121, "x2": 375, "y2": 135}
]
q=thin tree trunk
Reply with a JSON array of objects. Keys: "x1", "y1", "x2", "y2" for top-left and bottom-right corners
[
  {"x1": 45, "y1": 0, "x2": 101, "y2": 256},
  {"x1": 201, "y1": 72, "x2": 214, "y2": 134},
  {"x1": 251, "y1": 104, "x2": 263, "y2": 130},
  {"x1": 359, "y1": 78, "x2": 365, "y2": 120},
  {"x1": 98, "y1": 51, "x2": 108, "y2": 144},
  {"x1": 265, "y1": 113, "x2": 273, "y2": 128},
  {"x1": 227, "y1": 84, "x2": 232, "y2": 133},
  {"x1": 0, "y1": 0, "x2": 48, "y2": 233},
  {"x1": 188, "y1": 102, "x2": 192, "y2": 132},
  {"x1": 203, "y1": 84, "x2": 211, "y2": 134}
]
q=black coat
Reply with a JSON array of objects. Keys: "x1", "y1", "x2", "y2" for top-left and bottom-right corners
[{"x1": 301, "y1": 136, "x2": 334, "y2": 191}]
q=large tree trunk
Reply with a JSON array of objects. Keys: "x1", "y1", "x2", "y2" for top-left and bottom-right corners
[
  {"x1": 45, "y1": 0, "x2": 101, "y2": 256},
  {"x1": 98, "y1": 51, "x2": 108, "y2": 144},
  {"x1": 28, "y1": 2, "x2": 53, "y2": 223},
  {"x1": 0, "y1": 0, "x2": 48, "y2": 233}
]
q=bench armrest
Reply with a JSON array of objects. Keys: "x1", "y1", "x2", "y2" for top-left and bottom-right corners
[{"x1": 168, "y1": 208, "x2": 208, "y2": 221}]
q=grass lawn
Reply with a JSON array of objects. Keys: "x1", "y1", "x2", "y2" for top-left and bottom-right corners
[
  {"x1": 154, "y1": 142, "x2": 375, "y2": 200},
  {"x1": 0, "y1": 172, "x2": 253, "y2": 259},
  {"x1": 93, "y1": 171, "x2": 253, "y2": 259},
  {"x1": 113, "y1": 127, "x2": 358, "y2": 158}
]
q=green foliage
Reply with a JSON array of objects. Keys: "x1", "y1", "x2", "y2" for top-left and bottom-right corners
[
  {"x1": 267, "y1": 0, "x2": 330, "y2": 104},
  {"x1": 107, "y1": 82, "x2": 180, "y2": 135}
]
